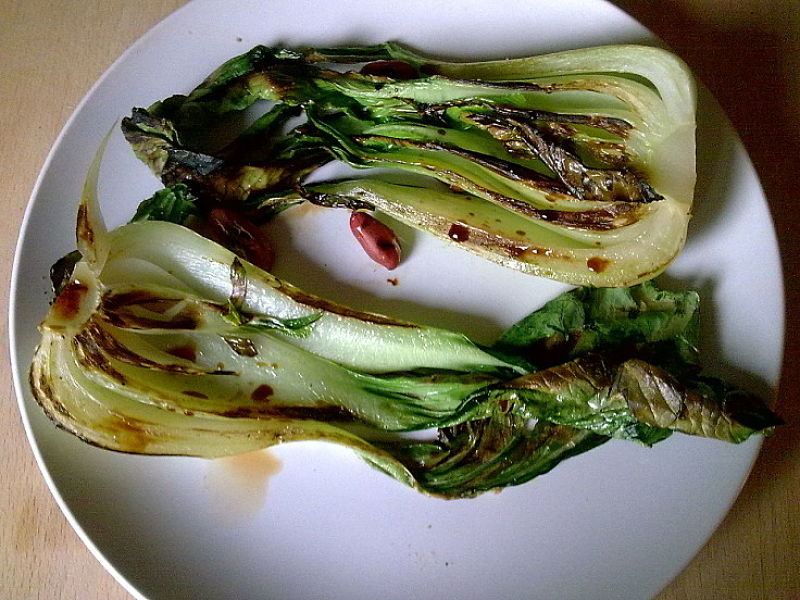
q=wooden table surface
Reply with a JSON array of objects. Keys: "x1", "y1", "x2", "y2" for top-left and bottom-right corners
[{"x1": 2, "y1": 1, "x2": 797, "y2": 598}]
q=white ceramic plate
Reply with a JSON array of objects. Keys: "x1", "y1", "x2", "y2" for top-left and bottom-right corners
[{"x1": 10, "y1": 1, "x2": 784, "y2": 599}]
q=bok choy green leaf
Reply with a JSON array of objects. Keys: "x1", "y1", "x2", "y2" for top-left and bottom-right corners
[{"x1": 122, "y1": 42, "x2": 696, "y2": 287}]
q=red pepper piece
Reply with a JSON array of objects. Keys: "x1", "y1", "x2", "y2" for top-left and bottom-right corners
[
  {"x1": 207, "y1": 206, "x2": 274, "y2": 271},
  {"x1": 349, "y1": 211, "x2": 401, "y2": 270}
]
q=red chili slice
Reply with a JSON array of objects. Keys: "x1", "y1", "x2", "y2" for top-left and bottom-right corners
[
  {"x1": 349, "y1": 211, "x2": 401, "y2": 270},
  {"x1": 207, "y1": 206, "x2": 274, "y2": 271}
]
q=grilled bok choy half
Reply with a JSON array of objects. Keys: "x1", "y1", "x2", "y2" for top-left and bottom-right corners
[
  {"x1": 29, "y1": 142, "x2": 779, "y2": 498},
  {"x1": 123, "y1": 43, "x2": 696, "y2": 286}
]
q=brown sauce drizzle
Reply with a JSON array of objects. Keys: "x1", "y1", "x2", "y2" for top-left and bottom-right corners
[
  {"x1": 206, "y1": 450, "x2": 283, "y2": 521},
  {"x1": 587, "y1": 257, "x2": 611, "y2": 273},
  {"x1": 448, "y1": 223, "x2": 470, "y2": 242},
  {"x1": 166, "y1": 343, "x2": 197, "y2": 362},
  {"x1": 508, "y1": 245, "x2": 558, "y2": 260},
  {"x1": 104, "y1": 415, "x2": 151, "y2": 453},
  {"x1": 251, "y1": 384, "x2": 274, "y2": 403}
]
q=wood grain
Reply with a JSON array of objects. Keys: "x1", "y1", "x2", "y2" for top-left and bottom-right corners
[{"x1": 1, "y1": 1, "x2": 797, "y2": 599}]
